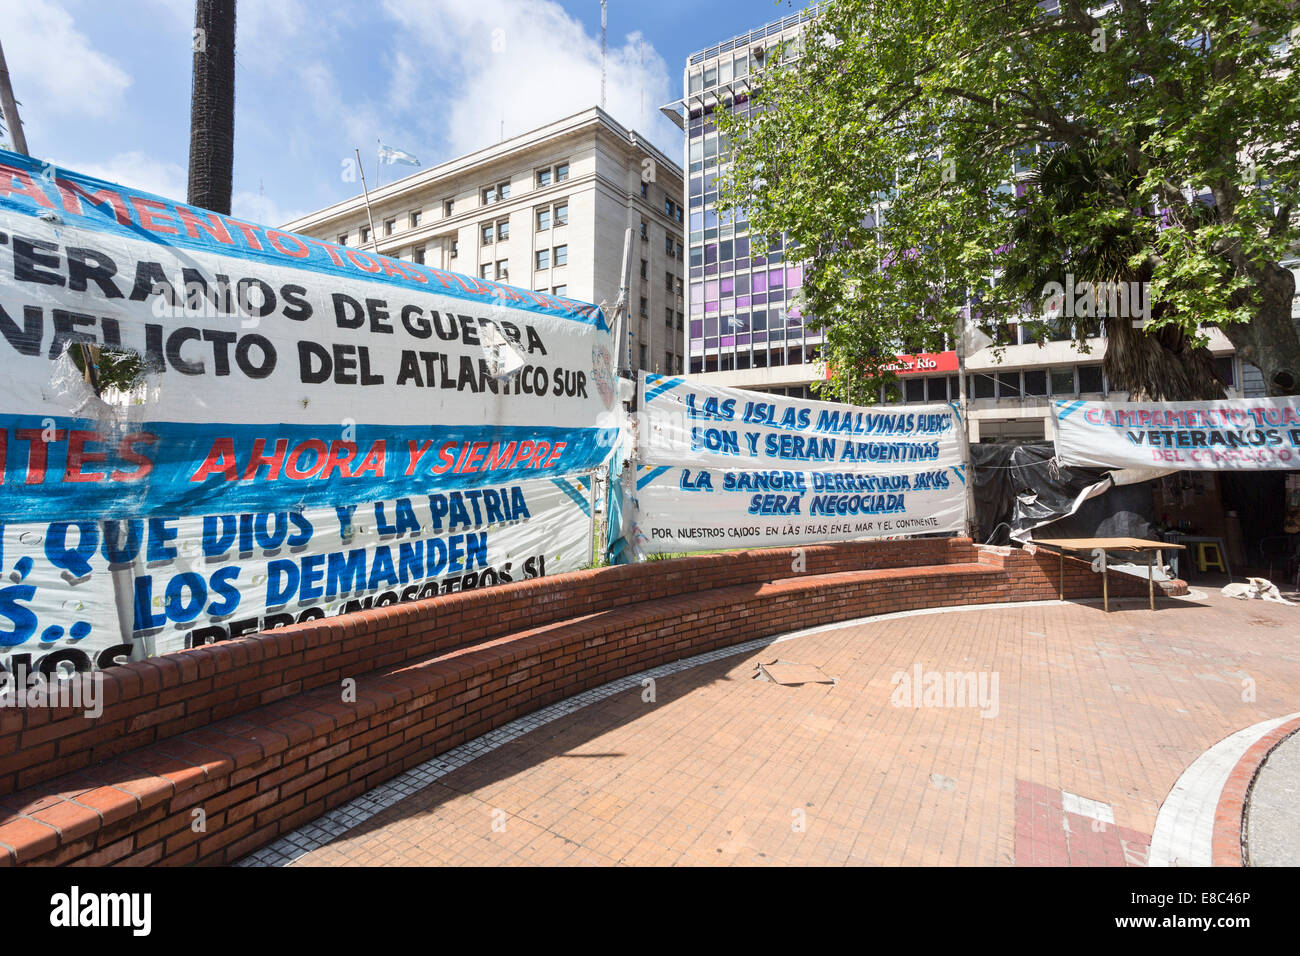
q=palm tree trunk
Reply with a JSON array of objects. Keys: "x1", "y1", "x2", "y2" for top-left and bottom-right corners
[{"x1": 187, "y1": 0, "x2": 236, "y2": 214}]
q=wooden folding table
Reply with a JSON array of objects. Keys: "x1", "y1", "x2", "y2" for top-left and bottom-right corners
[{"x1": 1033, "y1": 537, "x2": 1186, "y2": 612}]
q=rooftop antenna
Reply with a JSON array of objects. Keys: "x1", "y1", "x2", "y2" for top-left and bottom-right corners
[{"x1": 600, "y1": 0, "x2": 607, "y2": 110}]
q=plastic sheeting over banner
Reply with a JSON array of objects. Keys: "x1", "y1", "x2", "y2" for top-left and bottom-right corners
[
  {"x1": 1055, "y1": 397, "x2": 1300, "y2": 471},
  {"x1": 970, "y1": 443, "x2": 1159, "y2": 545},
  {"x1": 0, "y1": 149, "x2": 621, "y2": 523},
  {"x1": 0, "y1": 474, "x2": 594, "y2": 672},
  {"x1": 631, "y1": 374, "x2": 966, "y2": 554}
]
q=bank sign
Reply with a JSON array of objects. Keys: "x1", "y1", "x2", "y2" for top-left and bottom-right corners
[
  {"x1": 1055, "y1": 397, "x2": 1300, "y2": 470},
  {"x1": 824, "y1": 351, "x2": 958, "y2": 378}
]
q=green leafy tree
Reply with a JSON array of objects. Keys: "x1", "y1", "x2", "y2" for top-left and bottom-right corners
[
  {"x1": 1003, "y1": 145, "x2": 1225, "y2": 400},
  {"x1": 716, "y1": 0, "x2": 1300, "y2": 400}
]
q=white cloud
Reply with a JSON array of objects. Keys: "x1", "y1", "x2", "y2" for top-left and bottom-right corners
[
  {"x1": 0, "y1": 0, "x2": 132, "y2": 126},
  {"x1": 59, "y1": 150, "x2": 187, "y2": 200},
  {"x1": 231, "y1": 189, "x2": 306, "y2": 230},
  {"x1": 379, "y1": 0, "x2": 677, "y2": 159}
]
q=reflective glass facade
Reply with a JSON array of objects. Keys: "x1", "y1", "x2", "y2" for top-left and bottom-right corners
[{"x1": 683, "y1": 9, "x2": 821, "y2": 376}]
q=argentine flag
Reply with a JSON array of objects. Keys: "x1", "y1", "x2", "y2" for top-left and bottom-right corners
[{"x1": 377, "y1": 144, "x2": 420, "y2": 166}]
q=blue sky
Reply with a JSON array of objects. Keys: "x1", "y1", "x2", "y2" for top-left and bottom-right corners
[{"x1": 1, "y1": 0, "x2": 798, "y2": 225}]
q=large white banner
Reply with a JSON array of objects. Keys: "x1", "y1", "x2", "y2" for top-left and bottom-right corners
[
  {"x1": 638, "y1": 374, "x2": 962, "y2": 472},
  {"x1": 0, "y1": 149, "x2": 620, "y2": 524},
  {"x1": 0, "y1": 149, "x2": 619, "y2": 668},
  {"x1": 0, "y1": 474, "x2": 595, "y2": 673},
  {"x1": 632, "y1": 374, "x2": 966, "y2": 553},
  {"x1": 1055, "y1": 397, "x2": 1300, "y2": 470}
]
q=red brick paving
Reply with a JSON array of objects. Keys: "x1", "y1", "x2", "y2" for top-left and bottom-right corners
[{"x1": 288, "y1": 592, "x2": 1300, "y2": 866}]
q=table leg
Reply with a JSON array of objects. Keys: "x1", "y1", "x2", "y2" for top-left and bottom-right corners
[
  {"x1": 1102, "y1": 550, "x2": 1109, "y2": 612},
  {"x1": 1148, "y1": 550, "x2": 1154, "y2": 611}
]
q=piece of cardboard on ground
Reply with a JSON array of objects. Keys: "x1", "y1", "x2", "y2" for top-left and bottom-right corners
[{"x1": 756, "y1": 660, "x2": 836, "y2": 686}]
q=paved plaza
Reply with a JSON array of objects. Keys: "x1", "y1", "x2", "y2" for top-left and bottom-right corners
[{"x1": 243, "y1": 589, "x2": 1300, "y2": 867}]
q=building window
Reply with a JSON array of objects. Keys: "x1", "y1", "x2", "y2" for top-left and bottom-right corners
[
  {"x1": 450, "y1": 239, "x2": 459, "y2": 259},
  {"x1": 554, "y1": 201, "x2": 568, "y2": 226},
  {"x1": 536, "y1": 248, "x2": 551, "y2": 270},
  {"x1": 553, "y1": 244, "x2": 567, "y2": 267},
  {"x1": 480, "y1": 263, "x2": 494, "y2": 280},
  {"x1": 639, "y1": 296, "x2": 647, "y2": 317},
  {"x1": 337, "y1": 233, "x2": 348, "y2": 246},
  {"x1": 496, "y1": 219, "x2": 510, "y2": 241},
  {"x1": 665, "y1": 351, "x2": 673, "y2": 372},
  {"x1": 1078, "y1": 365, "x2": 1104, "y2": 393},
  {"x1": 482, "y1": 181, "x2": 510, "y2": 205},
  {"x1": 410, "y1": 210, "x2": 422, "y2": 228},
  {"x1": 1050, "y1": 367, "x2": 1075, "y2": 396},
  {"x1": 639, "y1": 343, "x2": 647, "y2": 368},
  {"x1": 640, "y1": 259, "x2": 648, "y2": 280},
  {"x1": 443, "y1": 199, "x2": 454, "y2": 216},
  {"x1": 665, "y1": 270, "x2": 674, "y2": 292},
  {"x1": 481, "y1": 223, "x2": 494, "y2": 246},
  {"x1": 665, "y1": 235, "x2": 674, "y2": 255},
  {"x1": 640, "y1": 220, "x2": 648, "y2": 240},
  {"x1": 413, "y1": 245, "x2": 425, "y2": 265},
  {"x1": 496, "y1": 260, "x2": 509, "y2": 282},
  {"x1": 552, "y1": 284, "x2": 567, "y2": 296},
  {"x1": 359, "y1": 225, "x2": 370, "y2": 243},
  {"x1": 537, "y1": 207, "x2": 551, "y2": 231},
  {"x1": 666, "y1": 307, "x2": 674, "y2": 327},
  {"x1": 676, "y1": 311, "x2": 683, "y2": 329},
  {"x1": 640, "y1": 181, "x2": 648, "y2": 199},
  {"x1": 555, "y1": 162, "x2": 569, "y2": 182},
  {"x1": 536, "y1": 167, "x2": 553, "y2": 187}
]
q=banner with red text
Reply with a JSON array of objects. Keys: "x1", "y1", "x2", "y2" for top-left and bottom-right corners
[
  {"x1": 1054, "y1": 397, "x2": 1300, "y2": 470},
  {"x1": 0, "y1": 149, "x2": 620, "y2": 524}
]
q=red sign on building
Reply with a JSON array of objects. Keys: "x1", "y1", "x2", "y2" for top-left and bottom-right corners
[{"x1": 824, "y1": 351, "x2": 959, "y2": 379}]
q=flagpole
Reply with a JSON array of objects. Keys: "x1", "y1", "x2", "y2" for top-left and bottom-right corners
[
  {"x1": 355, "y1": 147, "x2": 379, "y2": 252},
  {"x1": 375, "y1": 137, "x2": 382, "y2": 189}
]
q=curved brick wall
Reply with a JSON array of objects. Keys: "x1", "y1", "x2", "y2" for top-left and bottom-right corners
[{"x1": 0, "y1": 538, "x2": 1147, "y2": 866}]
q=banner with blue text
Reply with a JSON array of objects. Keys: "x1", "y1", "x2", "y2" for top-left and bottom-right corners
[
  {"x1": 632, "y1": 374, "x2": 966, "y2": 553},
  {"x1": 1054, "y1": 397, "x2": 1300, "y2": 470},
  {"x1": 0, "y1": 474, "x2": 594, "y2": 672},
  {"x1": 0, "y1": 149, "x2": 621, "y2": 523}
]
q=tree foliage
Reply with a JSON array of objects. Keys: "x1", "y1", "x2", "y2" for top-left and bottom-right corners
[{"x1": 716, "y1": 0, "x2": 1300, "y2": 400}]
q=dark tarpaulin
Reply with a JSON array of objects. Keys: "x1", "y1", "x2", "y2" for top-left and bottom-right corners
[{"x1": 971, "y1": 442, "x2": 1155, "y2": 545}]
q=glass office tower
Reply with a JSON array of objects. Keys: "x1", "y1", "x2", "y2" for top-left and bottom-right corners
[{"x1": 672, "y1": 8, "x2": 821, "y2": 388}]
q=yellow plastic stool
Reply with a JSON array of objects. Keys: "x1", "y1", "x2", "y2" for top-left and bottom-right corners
[{"x1": 1196, "y1": 542, "x2": 1227, "y2": 574}]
